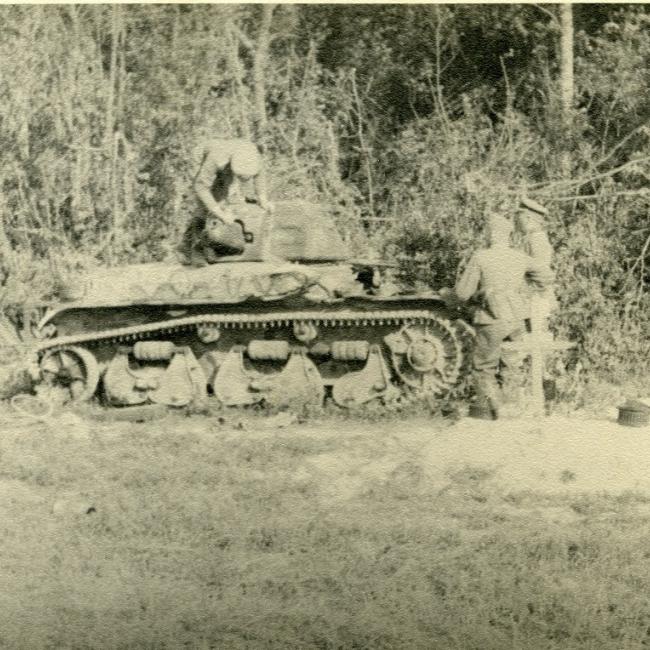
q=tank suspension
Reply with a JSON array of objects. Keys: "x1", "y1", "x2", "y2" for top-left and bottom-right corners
[
  {"x1": 37, "y1": 309, "x2": 470, "y2": 399},
  {"x1": 330, "y1": 340, "x2": 369, "y2": 361},
  {"x1": 247, "y1": 340, "x2": 290, "y2": 361},
  {"x1": 133, "y1": 341, "x2": 176, "y2": 361},
  {"x1": 196, "y1": 323, "x2": 221, "y2": 344},
  {"x1": 35, "y1": 308, "x2": 472, "y2": 407},
  {"x1": 293, "y1": 321, "x2": 318, "y2": 344},
  {"x1": 331, "y1": 344, "x2": 397, "y2": 407}
]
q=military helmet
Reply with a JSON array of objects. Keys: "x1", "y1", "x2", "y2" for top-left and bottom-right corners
[{"x1": 230, "y1": 141, "x2": 262, "y2": 179}]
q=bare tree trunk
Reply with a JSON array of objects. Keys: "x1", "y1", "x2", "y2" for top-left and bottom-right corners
[
  {"x1": 245, "y1": 4, "x2": 276, "y2": 209},
  {"x1": 252, "y1": 4, "x2": 275, "y2": 145},
  {"x1": 105, "y1": 5, "x2": 125, "y2": 260},
  {"x1": 0, "y1": 190, "x2": 13, "y2": 265},
  {"x1": 229, "y1": 5, "x2": 276, "y2": 143},
  {"x1": 105, "y1": 5, "x2": 119, "y2": 148},
  {"x1": 350, "y1": 69, "x2": 375, "y2": 219},
  {"x1": 559, "y1": 2, "x2": 573, "y2": 178},
  {"x1": 228, "y1": 28, "x2": 253, "y2": 140}
]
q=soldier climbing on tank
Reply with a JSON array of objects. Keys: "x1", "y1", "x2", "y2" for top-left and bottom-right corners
[
  {"x1": 177, "y1": 138, "x2": 274, "y2": 266},
  {"x1": 446, "y1": 213, "x2": 554, "y2": 419}
]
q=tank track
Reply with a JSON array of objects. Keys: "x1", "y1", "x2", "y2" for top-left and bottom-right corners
[
  {"x1": 37, "y1": 309, "x2": 470, "y2": 405},
  {"x1": 37, "y1": 309, "x2": 454, "y2": 348}
]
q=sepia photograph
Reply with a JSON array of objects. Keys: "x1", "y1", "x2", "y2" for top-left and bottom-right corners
[{"x1": 0, "y1": 1, "x2": 649, "y2": 647}]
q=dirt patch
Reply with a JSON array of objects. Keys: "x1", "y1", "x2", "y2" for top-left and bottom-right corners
[{"x1": 287, "y1": 415, "x2": 650, "y2": 498}]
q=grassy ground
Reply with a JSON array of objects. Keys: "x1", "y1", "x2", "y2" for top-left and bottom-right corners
[{"x1": 1, "y1": 406, "x2": 650, "y2": 649}]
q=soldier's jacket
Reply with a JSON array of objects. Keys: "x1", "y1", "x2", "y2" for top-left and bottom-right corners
[{"x1": 455, "y1": 244, "x2": 554, "y2": 325}]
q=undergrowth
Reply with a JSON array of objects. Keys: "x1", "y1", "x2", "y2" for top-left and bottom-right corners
[{"x1": 1, "y1": 412, "x2": 650, "y2": 648}]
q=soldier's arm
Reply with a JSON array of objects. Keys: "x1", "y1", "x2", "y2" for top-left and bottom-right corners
[
  {"x1": 528, "y1": 231, "x2": 553, "y2": 267},
  {"x1": 454, "y1": 254, "x2": 481, "y2": 302},
  {"x1": 252, "y1": 169, "x2": 273, "y2": 211},
  {"x1": 194, "y1": 152, "x2": 234, "y2": 223},
  {"x1": 525, "y1": 256, "x2": 554, "y2": 289}
]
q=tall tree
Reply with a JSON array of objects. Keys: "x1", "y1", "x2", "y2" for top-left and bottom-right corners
[{"x1": 559, "y1": 2, "x2": 574, "y2": 177}]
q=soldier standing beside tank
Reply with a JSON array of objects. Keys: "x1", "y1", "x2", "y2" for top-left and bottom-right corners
[
  {"x1": 450, "y1": 214, "x2": 554, "y2": 419},
  {"x1": 515, "y1": 197, "x2": 557, "y2": 327},
  {"x1": 177, "y1": 138, "x2": 274, "y2": 266}
]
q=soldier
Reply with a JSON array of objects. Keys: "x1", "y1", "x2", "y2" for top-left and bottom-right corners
[
  {"x1": 515, "y1": 197, "x2": 557, "y2": 325},
  {"x1": 451, "y1": 213, "x2": 553, "y2": 419},
  {"x1": 516, "y1": 197, "x2": 552, "y2": 266},
  {"x1": 177, "y1": 138, "x2": 273, "y2": 266}
]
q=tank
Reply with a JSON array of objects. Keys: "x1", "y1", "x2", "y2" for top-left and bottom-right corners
[{"x1": 34, "y1": 201, "x2": 473, "y2": 409}]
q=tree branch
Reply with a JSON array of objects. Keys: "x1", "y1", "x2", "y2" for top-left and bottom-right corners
[
  {"x1": 537, "y1": 189, "x2": 650, "y2": 202},
  {"x1": 531, "y1": 155, "x2": 650, "y2": 192},
  {"x1": 252, "y1": 4, "x2": 276, "y2": 142},
  {"x1": 433, "y1": 6, "x2": 451, "y2": 132},
  {"x1": 232, "y1": 24, "x2": 254, "y2": 52},
  {"x1": 591, "y1": 123, "x2": 650, "y2": 171},
  {"x1": 627, "y1": 231, "x2": 650, "y2": 295},
  {"x1": 532, "y1": 4, "x2": 559, "y2": 26}
]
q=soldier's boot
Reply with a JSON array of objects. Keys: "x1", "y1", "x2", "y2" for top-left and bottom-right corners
[{"x1": 470, "y1": 374, "x2": 500, "y2": 420}]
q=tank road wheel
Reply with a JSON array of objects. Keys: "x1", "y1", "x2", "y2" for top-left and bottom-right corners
[
  {"x1": 259, "y1": 349, "x2": 325, "y2": 409},
  {"x1": 331, "y1": 344, "x2": 399, "y2": 408},
  {"x1": 39, "y1": 346, "x2": 100, "y2": 403},
  {"x1": 385, "y1": 320, "x2": 463, "y2": 398}
]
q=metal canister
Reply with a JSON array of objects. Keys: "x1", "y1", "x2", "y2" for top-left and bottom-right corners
[
  {"x1": 468, "y1": 400, "x2": 498, "y2": 421},
  {"x1": 617, "y1": 400, "x2": 650, "y2": 427}
]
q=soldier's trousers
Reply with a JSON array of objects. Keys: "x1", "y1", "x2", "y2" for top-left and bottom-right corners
[
  {"x1": 473, "y1": 321, "x2": 523, "y2": 403},
  {"x1": 177, "y1": 211, "x2": 207, "y2": 264}
]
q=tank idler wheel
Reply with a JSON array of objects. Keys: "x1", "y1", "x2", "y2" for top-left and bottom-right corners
[{"x1": 39, "y1": 346, "x2": 100, "y2": 403}]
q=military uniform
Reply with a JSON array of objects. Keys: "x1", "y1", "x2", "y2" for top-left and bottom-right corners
[
  {"x1": 455, "y1": 215, "x2": 553, "y2": 416},
  {"x1": 516, "y1": 197, "x2": 557, "y2": 321},
  {"x1": 177, "y1": 138, "x2": 267, "y2": 266}
]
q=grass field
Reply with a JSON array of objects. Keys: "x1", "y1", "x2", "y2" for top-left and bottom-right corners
[{"x1": 1, "y1": 406, "x2": 650, "y2": 649}]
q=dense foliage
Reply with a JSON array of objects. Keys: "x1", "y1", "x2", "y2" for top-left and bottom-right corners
[{"x1": 0, "y1": 4, "x2": 648, "y2": 389}]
